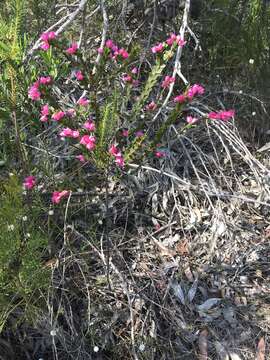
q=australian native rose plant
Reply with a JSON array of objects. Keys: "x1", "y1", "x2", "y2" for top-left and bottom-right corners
[{"x1": 25, "y1": 32, "x2": 235, "y2": 203}]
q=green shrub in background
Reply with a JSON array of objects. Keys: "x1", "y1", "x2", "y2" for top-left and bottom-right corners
[
  {"x1": 200, "y1": 0, "x2": 270, "y2": 89},
  {"x1": 0, "y1": 175, "x2": 49, "y2": 331}
]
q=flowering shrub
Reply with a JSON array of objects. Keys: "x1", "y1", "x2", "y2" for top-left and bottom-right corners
[{"x1": 24, "y1": 32, "x2": 235, "y2": 203}]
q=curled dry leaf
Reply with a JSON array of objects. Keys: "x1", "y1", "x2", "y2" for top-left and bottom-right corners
[
  {"x1": 256, "y1": 337, "x2": 265, "y2": 360},
  {"x1": 198, "y1": 329, "x2": 208, "y2": 360},
  {"x1": 188, "y1": 278, "x2": 198, "y2": 303},
  {"x1": 171, "y1": 282, "x2": 185, "y2": 305},
  {"x1": 197, "y1": 298, "x2": 221, "y2": 312}
]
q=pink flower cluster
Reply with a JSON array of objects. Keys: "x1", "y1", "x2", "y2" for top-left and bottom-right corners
[
  {"x1": 186, "y1": 116, "x2": 198, "y2": 125},
  {"x1": 52, "y1": 111, "x2": 65, "y2": 121},
  {"x1": 162, "y1": 75, "x2": 175, "y2": 89},
  {"x1": 52, "y1": 190, "x2": 70, "y2": 204},
  {"x1": 66, "y1": 42, "x2": 78, "y2": 55},
  {"x1": 208, "y1": 109, "x2": 235, "y2": 121},
  {"x1": 40, "y1": 31, "x2": 56, "y2": 51},
  {"x1": 28, "y1": 76, "x2": 52, "y2": 101},
  {"x1": 155, "y1": 150, "x2": 166, "y2": 158},
  {"x1": 109, "y1": 144, "x2": 125, "y2": 168},
  {"x1": 40, "y1": 104, "x2": 50, "y2": 122},
  {"x1": 151, "y1": 43, "x2": 164, "y2": 54},
  {"x1": 77, "y1": 97, "x2": 89, "y2": 107},
  {"x1": 166, "y1": 33, "x2": 186, "y2": 47},
  {"x1": 122, "y1": 129, "x2": 129, "y2": 137},
  {"x1": 76, "y1": 154, "x2": 86, "y2": 163},
  {"x1": 23, "y1": 176, "x2": 36, "y2": 190},
  {"x1": 75, "y1": 70, "x2": 84, "y2": 81},
  {"x1": 80, "y1": 135, "x2": 96, "y2": 151},
  {"x1": 122, "y1": 67, "x2": 139, "y2": 86},
  {"x1": 174, "y1": 84, "x2": 205, "y2": 104},
  {"x1": 187, "y1": 84, "x2": 205, "y2": 99},
  {"x1": 100, "y1": 39, "x2": 129, "y2": 60},
  {"x1": 59, "y1": 128, "x2": 80, "y2": 139},
  {"x1": 145, "y1": 101, "x2": 157, "y2": 111},
  {"x1": 40, "y1": 107, "x2": 77, "y2": 123},
  {"x1": 83, "y1": 120, "x2": 95, "y2": 131}
]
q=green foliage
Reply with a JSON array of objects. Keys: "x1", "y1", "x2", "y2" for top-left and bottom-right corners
[
  {"x1": 0, "y1": 175, "x2": 49, "y2": 331},
  {"x1": 202, "y1": 0, "x2": 270, "y2": 75},
  {"x1": 130, "y1": 61, "x2": 166, "y2": 120},
  {"x1": 0, "y1": 0, "x2": 29, "y2": 165}
]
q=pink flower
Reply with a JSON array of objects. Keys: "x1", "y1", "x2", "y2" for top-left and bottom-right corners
[
  {"x1": 75, "y1": 70, "x2": 84, "y2": 81},
  {"x1": 52, "y1": 111, "x2": 65, "y2": 121},
  {"x1": 23, "y1": 176, "x2": 36, "y2": 190},
  {"x1": 166, "y1": 33, "x2": 187, "y2": 47},
  {"x1": 76, "y1": 154, "x2": 86, "y2": 163},
  {"x1": 109, "y1": 144, "x2": 125, "y2": 167},
  {"x1": 40, "y1": 115, "x2": 48, "y2": 122},
  {"x1": 80, "y1": 135, "x2": 96, "y2": 150},
  {"x1": 97, "y1": 47, "x2": 104, "y2": 54},
  {"x1": 135, "y1": 130, "x2": 144, "y2": 138},
  {"x1": 39, "y1": 76, "x2": 52, "y2": 85},
  {"x1": 122, "y1": 129, "x2": 129, "y2": 137},
  {"x1": 208, "y1": 109, "x2": 235, "y2": 121},
  {"x1": 41, "y1": 104, "x2": 49, "y2": 116},
  {"x1": 41, "y1": 31, "x2": 56, "y2": 42},
  {"x1": 166, "y1": 33, "x2": 177, "y2": 45},
  {"x1": 115, "y1": 155, "x2": 125, "y2": 168},
  {"x1": 187, "y1": 84, "x2": 205, "y2": 99},
  {"x1": 146, "y1": 101, "x2": 157, "y2": 111},
  {"x1": 155, "y1": 151, "x2": 166, "y2": 158},
  {"x1": 105, "y1": 39, "x2": 114, "y2": 48},
  {"x1": 40, "y1": 104, "x2": 49, "y2": 122},
  {"x1": 131, "y1": 67, "x2": 138, "y2": 74},
  {"x1": 173, "y1": 94, "x2": 186, "y2": 103},
  {"x1": 151, "y1": 43, "x2": 164, "y2": 54},
  {"x1": 83, "y1": 121, "x2": 95, "y2": 131},
  {"x1": 109, "y1": 144, "x2": 120, "y2": 156},
  {"x1": 186, "y1": 116, "x2": 198, "y2": 125},
  {"x1": 66, "y1": 109, "x2": 76, "y2": 118},
  {"x1": 118, "y1": 48, "x2": 129, "y2": 59},
  {"x1": 52, "y1": 190, "x2": 70, "y2": 204},
  {"x1": 66, "y1": 42, "x2": 78, "y2": 55},
  {"x1": 40, "y1": 32, "x2": 56, "y2": 51},
  {"x1": 162, "y1": 76, "x2": 175, "y2": 89},
  {"x1": 77, "y1": 97, "x2": 89, "y2": 107},
  {"x1": 177, "y1": 38, "x2": 186, "y2": 47},
  {"x1": 28, "y1": 84, "x2": 41, "y2": 101},
  {"x1": 132, "y1": 79, "x2": 139, "y2": 87},
  {"x1": 59, "y1": 127, "x2": 80, "y2": 138},
  {"x1": 40, "y1": 41, "x2": 50, "y2": 51},
  {"x1": 122, "y1": 74, "x2": 133, "y2": 83}
]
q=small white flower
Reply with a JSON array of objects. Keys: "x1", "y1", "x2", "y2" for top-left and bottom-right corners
[
  {"x1": 48, "y1": 210, "x2": 54, "y2": 216},
  {"x1": 26, "y1": 233, "x2": 31, "y2": 238},
  {"x1": 239, "y1": 90, "x2": 243, "y2": 94},
  {"x1": 252, "y1": 111, "x2": 256, "y2": 116},
  {"x1": 50, "y1": 329, "x2": 57, "y2": 336},
  {"x1": 9, "y1": 173, "x2": 14, "y2": 177},
  {"x1": 93, "y1": 346, "x2": 99, "y2": 352},
  {"x1": 22, "y1": 216, "x2": 28, "y2": 221},
  {"x1": 139, "y1": 343, "x2": 145, "y2": 352},
  {"x1": 249, "y1": 58, "x2": 254, "y2": 65},
  {"x1": 7, "y1": 224, "x2": 15, "y2": 231},
  {"x1": 98, "y1": 219, "x2": 103, "y2": 225}
]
